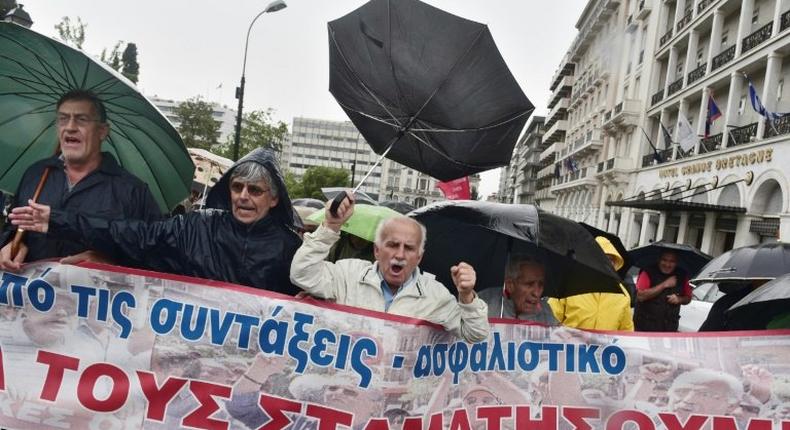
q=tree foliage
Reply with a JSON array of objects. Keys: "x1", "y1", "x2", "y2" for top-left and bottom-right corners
[
  {"x1": 175, "y1": 96, "x2": 220, "y2": 151},
  {"x1": 121, "y1": 43, "x2": 140, "y2": 83},
  {"x1": 288, "y1": 167, "x2": 349, "y2": 200},
  {"x1": 55, "y1": 16, "x2": 141, "y2": 83},
  {"x1": 54, "y1": 16, "x2": 86, "y2": 49},
  {"x1": 215, "y1": 109, "x2": 288, "y2": 161}
]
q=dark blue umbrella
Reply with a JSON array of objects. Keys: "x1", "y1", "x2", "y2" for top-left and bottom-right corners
[
  {"x1": 692, "y1": 242, "x2": 790, "y2": 283},
  {"x1": 628, "y1": 241, "x2": 712, "y2": 278}
]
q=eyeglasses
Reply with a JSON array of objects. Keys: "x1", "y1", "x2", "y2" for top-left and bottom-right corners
[
  {"x1": 56, "y1": 113, "x2": 102, "y2": 127},
  {"x1": 230, "y1": 181, "x2": 270, "y2": 197}
]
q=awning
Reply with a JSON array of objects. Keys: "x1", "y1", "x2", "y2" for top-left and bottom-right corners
[{"x1": 606, "y1": 198, "x2": 746, "y2": 213}]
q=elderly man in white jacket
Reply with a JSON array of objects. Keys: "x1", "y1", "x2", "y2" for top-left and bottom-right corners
[{"x1": 290, "y1": 196, "x2": 489, "y2": 343}]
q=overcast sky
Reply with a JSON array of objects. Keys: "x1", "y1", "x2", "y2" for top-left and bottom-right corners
[{"x1": 24, "y1": 0, "x2": 586, "y2": 198}]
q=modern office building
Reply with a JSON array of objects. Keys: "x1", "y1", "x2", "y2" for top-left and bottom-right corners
[
  {"x1": 149, "y1": 96, "x2": 237, "y2": 144},
  {"x1": 536, "y1": 0, "x2": 790, "y2": 256}
]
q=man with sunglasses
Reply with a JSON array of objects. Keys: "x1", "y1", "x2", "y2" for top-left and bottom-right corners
[
  {"x1": 0, "y1": 89, "x2": 162, "y2": 270},
  {"x1": 9, "y1": 148, "x2": 302, "y2": 295}
]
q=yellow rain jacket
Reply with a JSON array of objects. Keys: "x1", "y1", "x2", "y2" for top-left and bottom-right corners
[{"x1": 548, "y1": 236, "x2": 634, "y2": 331}]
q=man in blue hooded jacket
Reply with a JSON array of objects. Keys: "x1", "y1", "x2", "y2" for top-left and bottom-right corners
[{"x1": 9, "y1": 148, "x2": 301, "y2": 295}]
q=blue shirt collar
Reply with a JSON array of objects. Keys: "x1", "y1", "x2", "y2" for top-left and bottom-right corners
[{"x1": 377, "y1": 268, "x2": 417, "y2": 311}]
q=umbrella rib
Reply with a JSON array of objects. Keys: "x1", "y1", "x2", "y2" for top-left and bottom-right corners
[
  {"x1": 328, "y1": 25, "x2": 402, "y2": 127},
  {"x1": 409, "y1": 109, "x2": 535, "y2": 133},
  {"x1": 407, "y1": 129, "x2": 508, "y2": 171},
  {"x1": 0, "y1": 33, "x2": 72, "y2": 87},
  {"x1": 385, "y1": 0, "x2": 409, "y2": 119},
  {"x1": 0, "y1": 103, "x2": 55, "y2": 128},
  {"x1": 0, "y1": 55, "x2": 70, "y2": 95}
]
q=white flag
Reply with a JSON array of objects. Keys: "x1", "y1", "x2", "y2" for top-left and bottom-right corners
[{"x1": 677, "y1": 113, "x2": 699, "y2": 152}]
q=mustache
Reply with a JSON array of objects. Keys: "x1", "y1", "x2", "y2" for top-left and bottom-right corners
[{"x1": 390, "y1": 259, "x2": 407, "y2": 267}]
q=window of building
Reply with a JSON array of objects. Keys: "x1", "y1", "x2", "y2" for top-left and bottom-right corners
[
  {"x1": 778, "y1": 79, "x2": 784, "y2": 101},
  {"x1": 635, "y1": 77, "x2": 641, "y2": 95},
  {"x1": 418, "y1": 178, "x2": 428, "y2": 191},
  {"x1": 751, "y1": 7, "x2": 759, "y2": 25},
  {"x1": 721, "y1": 31, "x2": 728, "y2": 48},
  {"x1": 676, "y1": 63, "x2": 683, "y2": 79},
  {"x1": 738, "y1": 96, "x2": 746, "y2": 115},
  {"x1": 697, "y1": 48, "x2": 704, "y2": 66}
]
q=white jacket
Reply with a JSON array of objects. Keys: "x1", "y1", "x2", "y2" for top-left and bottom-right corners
[{"x1": 290, "y1": 225, "x2": 490, "y2": 343}]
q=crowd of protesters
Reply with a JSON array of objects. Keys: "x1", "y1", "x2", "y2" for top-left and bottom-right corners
[{"x1": 1, "y1": 89, "x2": 786, "y2": 336}]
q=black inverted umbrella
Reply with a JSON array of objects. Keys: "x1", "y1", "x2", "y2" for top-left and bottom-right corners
[
  {"x1": 380, "y1": 200, "x2": 415, "y2": 214},
  {"x1": 328, "y1": 0, "x2": 533, "y2": 182},
  {"x1": 628, "y1": 241, "x2": 712, "y2": 278},
  {"x1": 692, "y1": 242, "x2": 790, "y2": 283},
  {"x1": 580, "y1": 222, "x2": 631, "y2": 278},
  {"x1": 410, "y1": 201, "x2": 621, "y2": 298},
  {"x1": 724, "y1": 273, "x2": 790, "y2": 330}
]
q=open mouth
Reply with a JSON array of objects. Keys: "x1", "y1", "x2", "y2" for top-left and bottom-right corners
[
  {"x1": 63, "y1": 136, "x2": 82, "y2": 145},
  {"x1": 390, "y1": 261, "x2": 405, "y2": 276}
]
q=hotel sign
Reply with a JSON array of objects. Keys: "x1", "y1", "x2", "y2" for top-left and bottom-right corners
[{"x1": 658, "y1": 147, "x2": 773, "y2": 178}]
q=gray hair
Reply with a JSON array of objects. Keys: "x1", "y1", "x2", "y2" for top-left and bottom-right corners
[
  {"x1": 230, "y1": 161, "x2": 278, "y2": 199},
  {"x1": 374, "y1": 216, "x2": 427, "y2": 254},
  {"x1": 505, "y1": 254, "x2": 544, "y2": 280},
  {"x1": 670, "y1": 369, "x2": 743, "y2": 404}
]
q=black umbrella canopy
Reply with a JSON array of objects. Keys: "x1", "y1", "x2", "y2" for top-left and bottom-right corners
[
  {"x1": 725, "y1": 273, "x2": 790, "y2": 330},
  {"x1": 410, "y1": 201, "x2": 621, "y2": 298},
  {"x1": 321, "y1": 187, "x2": 378, "y2": 206},
  {"x1": 580, "y1": 222, "x2": 632, "y2": 278},
  {"x1": 292, "y1": 198, "x2": 326, "y2": 210},
  {"x1": 628, "y1": 241, "x2": 712, "y2": 278},
  {"x1": 328, "y1": 0, "x2": 533, "y2": 181},
  {"x1": 693, "y1": 242, "x2": 790, "y2": 283},
  {"x1": 380, "y1": 200, "x2": 415, "y2": 214}
]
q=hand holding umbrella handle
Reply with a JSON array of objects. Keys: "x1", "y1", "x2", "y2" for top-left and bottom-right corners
[
  {"x1": 9, "y1": 166, "x2": 51, "y2": 260},
  {"x1": 329, "y1": 191, "x2": 350, "y2": 217}
]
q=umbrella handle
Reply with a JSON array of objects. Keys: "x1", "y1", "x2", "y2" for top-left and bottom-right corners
[
  {"x1": 329, "y1": 191, "x2": 350, "y2": 217},
  {"x1": 10, "y1": 167, "x2": 51, "y2": 260}
]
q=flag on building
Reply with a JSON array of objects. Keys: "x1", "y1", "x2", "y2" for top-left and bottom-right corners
[
  {"x1": 660, "y1": 122, "x2": 673, "y2": 149},
  {"x1": 705, "y1": 94, "x2": 722, "y2": 137},
  {"x1": 554, "y1": 162, "x2": 561, "y2": 179},
  {"x1": 436, "y1": 177, "x2": 471, "y2": 200},
  {"x1": 747, "y1": 76, "x2": 787, "y2": 121},
  {"x1": 638, "y1": 126, "x2": 662, "y2": 163},
  {"x1": 568, "y1": 157, "x2": 579, "y2": 173},
  {"x1": 677, "y1": 113, "x2": 699, "y2": 152}
]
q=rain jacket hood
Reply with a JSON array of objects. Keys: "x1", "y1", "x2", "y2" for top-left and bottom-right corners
[
  {"x1": 206, "y1": 148, "x2": 298, "y2": 230},
  {"x1": 595, "y1": 236, "x2": 624, "y2": 271}
]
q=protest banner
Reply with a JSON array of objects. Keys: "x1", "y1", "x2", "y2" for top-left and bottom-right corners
[{"x1": 0, "y1": 262, "x2": 789, "y2": 430}]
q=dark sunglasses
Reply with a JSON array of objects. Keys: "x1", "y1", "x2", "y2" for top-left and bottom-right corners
[{"x1": 230, "y1": 182, "x2": 270, "y2": 197}]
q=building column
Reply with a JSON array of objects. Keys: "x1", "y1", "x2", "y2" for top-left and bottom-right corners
[
  {"x1": 608, "y1": 209, "x2": 618, "y2": 233},
  {"x1": 619, "y1": 208, "x2": 634, "y2": 246},
  {"x1": 734, "y1": 214, "x2": 761, "y2": 247},
  {"x1": 657, "y1": 212, "x2": 669, "y2": 241},
  {"x1": 695, "y1": 87, "x2": 710, "y2": 153},
  {"x1": 705, "y1": 10, "x2": 725, "y2": 74},
  {"x1": 700, "y1": 211, "x2": 717, "y2": 254},
  {"x1": 684, "y1": 30, "x2": 700, "y2": 86},
  {"x1": 665, "y1": 47, "x2": 679, "y2": 88},
  {"x1": 638, "y1": 212, "x2": 652, "y2": 246},
  {"x1": 780, "y1": 213, "x2": 790, "y2": 242},
  {"x1": 722, "y1": 72, "x2": 744, "y2": 148},
  {"x1": 757, "y1": 53, "x2": 784, "y2": 139},
  {"x1": 677, "y1": 212, "x2": 690, "y2": 244},
  {"x1": 773, "y1": 0, "x2": 787, "y2": 37},
  {"x1": 674, "y1": 0, "x2": 687, "y2": 29},
  {"x1": 735, "y1": 0, "x2": 756, "y2": 56}
]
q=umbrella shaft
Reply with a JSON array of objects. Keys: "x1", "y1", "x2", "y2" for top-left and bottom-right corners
[{"x1": 351, "y1": 135, "x2": 398, "y2": 194}]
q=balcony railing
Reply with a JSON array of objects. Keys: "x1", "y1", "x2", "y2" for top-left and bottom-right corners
[
  {"x1": 765, "y1": 116, "x2": 790, "y2": 138},
  {"x1": 700, "y1": 133, "x2": 723, "y2": 153},
  {"x1": 712, "y1": 46, "x2": 736, "y2": 71},
  {"x1": 614, "y1": 102, "x2": 623, "y2": 114},
  {"x1": 660, "y1": 28, "x2": 673, "y2": 46},
  {"x1": 651, "y1": 89, "x2": 665, "y2": 105},
  {"x1": 667, "y1": 77, "x2": 684, "y2": 96},
  {"x1": 782, "y1": 10, "x2": 790, "y2": 32},
  {"x1": 698, "y1": 0, "x2": 714, "y2": 14},
  {"x1": 606, "y1": 158, "x2": 615, "y2": 170},
  {"x1": 677, "y1": 11, "x2": 693, "y2": 31},
  {"x1": 728, "y1": 123, "x2": 758, "y2": 147},
  {"x1": 687, "y1": 63, "x2": 707, "y2": 85},
  {"x1": 742, "y1": 22, "x2": 773, "y2": 54},
  {"x1": 597, "y1": 162, "x2": 605, "y2": 173}
]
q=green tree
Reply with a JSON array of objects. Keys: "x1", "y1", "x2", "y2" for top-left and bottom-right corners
[
  {"x1": 215, "y1": 109, "x2": 288, "y2": 160},
  {"x1": 54, "y1": 16, "x2": 86, "y2": 49},
  {"x1": 175, "y1": 96, "x2": 220, "y2": 151},
  {"x1": 121, "y1": 43, "x2": 140, "y2": 83},
  {"x1": 100, "y1": 40, "x2": 124, "y2": 71},
  {"x1": 283, "y1": 171, "x2": 303, "y2": 198},
  {"x1": 298, "y1": 167, "x2": 349, "y2": 200}
]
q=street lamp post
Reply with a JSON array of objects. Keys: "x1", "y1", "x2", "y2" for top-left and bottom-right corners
[{"x1": 233, "y1": 0, "x2": 287, "y2": 161}]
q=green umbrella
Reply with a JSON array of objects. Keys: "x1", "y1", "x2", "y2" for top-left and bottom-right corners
[
  {"x1": 308, "y1": 204, "x2": 401, "y2": 242},
  {"x1": 0, "y1": 22, "x2": 193, "y2": 212}
]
